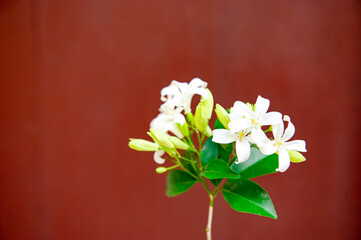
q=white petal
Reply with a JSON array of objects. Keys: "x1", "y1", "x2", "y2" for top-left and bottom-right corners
[
  {"x1": 171, "y1": 80, "x2": 188, "y2": 93},
  {"x1": 182, "y1": 94, "x2": 193, "y2": 114},
  {"x1": 276, "y1": 147, "x2": 290, "y2": 172},
  {"x1": 212, "y1": 129, "x2": 238, "y2": 144},
  {"x1": 189, "y1": 78, "x2": 207, "y2": 89},
  {"x1": 245, "y1": 130, "x2": 255, "y2": 144},
  {"x1": 260, "y1": 112, "x2": 282, "y2": 126},
  {"x1": 169, "y1": 95, "x2": 183, "y2": 108},
  {"x1": 169, "y1": 128, "x2": 184, "y2": 139},
  {"x1": 272, "y1": 122, "x2": 284, "y2": 140},
  {"x1": 228, "y1": 118, "x2": 252, "y2": 134},
  {"x1": 255, "y1": 95, "x2": 270, "y2": 116},
  {"x1": 173, "y1": 114, "x2": 186, "y2": 125},
  {"x1": 284, "y1": 140, "x2": 307, "y2": 152},
  {"x1": 154, "y1": 150, "x2": 165, "y2": 164},
  {"x1": 229, "y1": 101, "x2": 254, "y2": 119},
  {"x1": 235, "y1": 139, "x2": 251, "y2": 163},
  {"x1": 160, "y1": 85, "x2": 179, "y2": 101},
  {"x1": 150, "y1": 113, "x2": 165, "y2": 129},
  {"x1": 251, "y1": 129, "x2": 278, "y2": 155},
  {"x1": 159, "y1": 101, "x2": 174, "y2": 113},
  {"x1": 259, "y1": 141, "x2": 278, "y2": 155},
  {"x1": 192, "y1": 87, "x2": 209, "y2": 100},
  {"x1": 282, "y1": 115, "x2": 295, "y2": 141},
  {"x1": 250, "y1": 128, "x2": 269, "y2": 146}
]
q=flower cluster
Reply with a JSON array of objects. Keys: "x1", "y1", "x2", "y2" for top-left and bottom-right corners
[
  {"x1": 129, "y1": 78, "x2": 307, "y2": 172},
  {"x1": 129, "y1": 78, "x2": 212, "y2": 165},
  {"x1": 213, "y1": 96, "x2": 306, "y2": 172},
  {"x1": 129, "y1": 78, "x2": 307, "y2": 239}
]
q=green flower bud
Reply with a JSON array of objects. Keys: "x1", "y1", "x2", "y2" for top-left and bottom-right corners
[
  {"x1": 214, "y1": 104, "x2": 230, "y2": 129},
  {"x1": 148, "y1": 128, "x2": 174, "y2": 149},
  {"x1": 288, "y1": 150, "x2": 306, "y2": 163},
  {"x1": 186, "y1": 113, "x2": 195, "y2": 126},
  {"x1": 168, "y1": 136, "x2": 189, "y2": 150},
  {"x1": 128, "y1": 138, "x2": 159, "y2": 151},
  {"x1": 156, "y1": 167, "x2": 167, "y2": 174},
  {"x1": 205, "y1": 126, "x2": 213, "y2": 137},
  {"x1": 177, "y1": 122, "x2": 189, "y2": 137},
  {"x1": 194, "y1": 103, "x2": 208, "y2": 132},
  {"x1": 201, "y1": 89, "x2": 214, "y2": 120}
]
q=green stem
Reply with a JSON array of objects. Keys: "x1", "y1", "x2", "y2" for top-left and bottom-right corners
[
  {"x1": 199, "y1": 176, "x2": 211, "y2": 195},
  {"x1": 174, "y1": 155, "x2": 198, "y2": 179},
  {"x1": 180, "y1": 156, "x2": 199, "y2": 175}
]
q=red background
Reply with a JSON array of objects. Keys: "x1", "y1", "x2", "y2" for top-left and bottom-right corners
[{"x1": 0, "y1": 0, "x2": 360, "y2": 239}]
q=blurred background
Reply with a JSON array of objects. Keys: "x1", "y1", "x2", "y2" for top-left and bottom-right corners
[{"x1": 0, "y1": 0, "x2": 360, "y2": 239}]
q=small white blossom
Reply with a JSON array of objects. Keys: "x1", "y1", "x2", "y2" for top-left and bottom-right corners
[
  {"x1": 161, "y1": 78, "x2": 208, "y2": 114},
  {"x1": 212, "y1": 128, "x2": 252, "y2": 163},
  {"x1": 228, "y1": 95, "x2": 282, "y2": 139},
  {"x1": 252, "y1": 115, "x2": 307, "y2": 172},
  {"x1": 150, "y1": 101, "x2": 185, "y2": 139}
]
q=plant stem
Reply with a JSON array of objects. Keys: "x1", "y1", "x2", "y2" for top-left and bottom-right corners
[{"x1": 206, "y1": 194, "x2": 214, "y2": 240}]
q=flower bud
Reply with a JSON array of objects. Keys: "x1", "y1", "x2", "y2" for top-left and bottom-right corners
[
  {"x1": 201, "y1": 89, "x2": 214, "y2": 120},
  {"x1": 148, "y1": 128, "x2": 174, "y2": 149},
  {"x1": 168, "y1": 136, "x2": 189, "y2": 150},
  {"x1": 288, "y1": 150, "x2": 306, "y2": 163},
  {"x1": 194, "y1": 103, "x2": 208, "y2": 132},
  {"x1": 176, "y1": 122, "x2": 189, "y2": 137},
  {"x1": 186, "y1": 113, "x2": 195, "y2": 125},
  {"x1": 128, "y1": 138, "x2": 159, "y2": 151},
  {"x1": 214, "y1": 104, "x2": 230, "y2": 129},
  {"x1": 205, "y1": 126, "x2": 213, "y2": 137},
  {"x1": 156, "y1": 167, "x2": 167, "y2": 174}
]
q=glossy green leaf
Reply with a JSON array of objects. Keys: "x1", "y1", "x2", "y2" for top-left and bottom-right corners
[
  {"x1": 218, "y1": 145, "x2": 231, "y2": 162},
  {"x1": 166, "y1": 169, "x2": 197, "y2": 197},
  {"x1": 220, "y1": 143, "x2": 233, "y2": 153},
  {"x1": 201, "y1": 138, "x2": 219, "y2": 166},
  {"x1": 231, "y1": 147, "x2": 278, "y2": 179},
  {"x1": 214, "y1": 119, "x2": 226, "y2": 129},
  {"x1": 201, "y1": 159, "x2": 240, "y2": 179},
  {"x1": 222, "y1": 179, "x2": 277, "y2": 219}
]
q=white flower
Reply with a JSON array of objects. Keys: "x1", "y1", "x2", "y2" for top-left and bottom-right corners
[
  {"x1": 150, "y1": 101, "x2": 185, "y2": 138},
  {"x1": 160, "y1": 78, "x2": 208, "y2": 113},
  {"x1": 252, "y1": 115, "x2": 307, "y2": 172},
  {"x1": 153, "y1": 150, "x2": 166, "y2": 164},
  {"x1": 212, "y1": 128, "x2": 252, "y2": 163},
  {"x1": 228, "y1": 95, "x2": 282, "y2": 139}
]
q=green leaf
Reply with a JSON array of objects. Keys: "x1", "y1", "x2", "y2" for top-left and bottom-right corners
[
  {"x1": 166, "y1": 169, "x2": 197, "y2": 197},
  {"x1": 222, "y1": 179, "x2": 277, "y2": 219},
  {"x1": 201, "y1": 138, "x2": 219, "y2": 166},
  {"x1": 201, "y1": 159, "x2": 240, "y2": 179},
  {"x1": 218, "y1": 145, "x2": 231, "y2": 162},
  {"x1": 220, "y1": 143, "x2": 233, "y2": 153},
  {"x1": 231, "y1": 147, "x2": 278, "y2": 179},
  {"x1": 214, "y1": 119, "x2": 226, "y2": 129}
]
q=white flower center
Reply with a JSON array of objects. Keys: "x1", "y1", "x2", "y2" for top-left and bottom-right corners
[
  {"x1": 251, "y1": 118, "x2": 259, "y2": 128},
  {"x1": 274, "y1": 141, "x2": 283, "y2": 148},
  {"x1": 238, "y1": 131, "x2": 246, "y2": 140}
]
